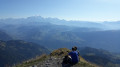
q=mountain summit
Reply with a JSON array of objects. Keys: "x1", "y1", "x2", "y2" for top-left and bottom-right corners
[{"x1": 16, "y1": 48, "x2": 97, "y2": 67}]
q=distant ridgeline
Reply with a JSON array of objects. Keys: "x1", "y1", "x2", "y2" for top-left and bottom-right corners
[
  {"x1": 0, "y1": 17, "x2": 120, "y2": 52},
  {"x1": 0, "y1": 40, "x2": 50, "y2": 67}
]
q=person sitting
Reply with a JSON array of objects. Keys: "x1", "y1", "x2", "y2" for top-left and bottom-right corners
[{"x1": 68, "y1": 47, "x2": 79, "y2": 65}]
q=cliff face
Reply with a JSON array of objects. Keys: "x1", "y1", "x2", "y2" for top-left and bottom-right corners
[{"x1": 16, "y1": 48, "x2": 98, "y2": 67}]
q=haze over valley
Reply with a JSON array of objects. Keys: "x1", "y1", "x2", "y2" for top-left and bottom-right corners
[{"x1": 0, "y1": 16, "x2": 120, "y2": 53}]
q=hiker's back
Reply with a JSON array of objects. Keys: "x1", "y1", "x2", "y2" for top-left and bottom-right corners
[{"x1": 69, "y1": 51, "x2": 79, "y2": 64}]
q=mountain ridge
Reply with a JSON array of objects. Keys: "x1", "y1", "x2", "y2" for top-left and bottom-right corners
[
  {"x1": 15, "y1": 48, "x2": 98, "y2": 67},
  {"x1": 0, "y1": 40, "x2": 50, "y2": 67},
  {"x1": 1, "y1": 16, "x2": 120, "y2": 30}
]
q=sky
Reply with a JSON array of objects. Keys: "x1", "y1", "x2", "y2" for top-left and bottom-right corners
[{"x1": 0, "y1": 0, "x2": 120, "y2": 21}]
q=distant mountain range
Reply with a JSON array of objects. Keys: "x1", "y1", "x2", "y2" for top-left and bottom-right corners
[
  {"x1": 0, "y1": 16, "x2": 120, "y2": 53},
  {"x1": 1, "y1": 16, "x2": 120, "y2": 30}
]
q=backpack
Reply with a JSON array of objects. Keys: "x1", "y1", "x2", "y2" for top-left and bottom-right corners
[{"x1": 62, "y1": 55, "x2": 72, "y2": 64}]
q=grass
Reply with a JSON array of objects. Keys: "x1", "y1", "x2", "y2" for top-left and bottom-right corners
[{"x1": 15, "y1": 54, "x2": 48, "y2": 67}]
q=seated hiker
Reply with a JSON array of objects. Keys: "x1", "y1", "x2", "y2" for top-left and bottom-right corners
[{"x1": 68, "y1": 46, "x2": 79, "y2": 65}]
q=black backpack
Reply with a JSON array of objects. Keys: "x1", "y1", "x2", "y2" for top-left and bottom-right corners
[{"x1": 62, "y1": 55, "x2": 72, "y2": 64}]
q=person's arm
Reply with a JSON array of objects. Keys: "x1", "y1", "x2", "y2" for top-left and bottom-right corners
[{"x1": 77, "y1": 51, "x2": 80, "y2": 56}]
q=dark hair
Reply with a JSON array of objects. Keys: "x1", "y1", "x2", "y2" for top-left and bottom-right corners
[
  {"x1": 72, "y1": 47, "x2": 75, "y2": 51},
  {"x1": 72, "y1": 46, "x2": 77, "y2": 51},
  {"x1": 74, "y1": 46, "x2": 77, "y2": 50}
]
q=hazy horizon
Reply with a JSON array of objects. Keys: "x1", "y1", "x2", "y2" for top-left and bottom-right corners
[
  {"x1": 1, "y1": 0, "x2": 120, "y2": 22},
  {"x1": 1, "y1": 16, "x2": 120, "y2": 23}
]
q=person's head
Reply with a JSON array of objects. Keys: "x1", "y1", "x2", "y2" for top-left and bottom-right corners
[
  {"x1": 72, "y1": 46, "x2": 77, "y2": 51},
  {"x1": 72, "y1": 47, "x2": 75, "y2": 51},
  {"x1": 74, "y1": 46, "x2": 77, "y2": 51}
]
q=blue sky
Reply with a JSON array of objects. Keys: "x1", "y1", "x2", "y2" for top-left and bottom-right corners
[{"x1": 0, "y1": 0, "x2": 120, "y2": 21}]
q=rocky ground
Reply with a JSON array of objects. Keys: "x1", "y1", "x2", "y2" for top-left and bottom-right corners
[
  {"x1": 29, "y1": 56, "x2": 84, "y2": 67},
  {"x1": 37, "y1": 57, "x2": 62, "y2": 67}
]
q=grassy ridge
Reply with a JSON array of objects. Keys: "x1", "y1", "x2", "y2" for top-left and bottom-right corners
[{"x1": 16, "y1": 48, "x2": 98, "y2": 67}]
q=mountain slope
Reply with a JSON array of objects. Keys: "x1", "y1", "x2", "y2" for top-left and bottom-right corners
[
  {"x1": 16, "y1": 48, "x2": 98, "y2": 67},
  {"x1": 0, "y1": 22, "x2": 84, "y2": 49},
  {"x1": 78, "y1": 47, "x2": 120, "y2": 67},
  {"x1": 0, "y1": 30, "x2": 12, "y2": 41},
  {"x1": 0, "y1": 40, "x2": 49, "y2": 67},
  {"x1": 74, "y1": 30, "x2": 120, "y2": 52}
]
